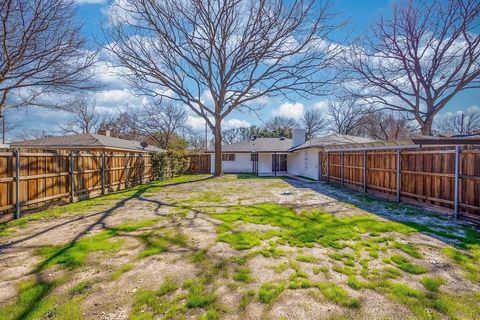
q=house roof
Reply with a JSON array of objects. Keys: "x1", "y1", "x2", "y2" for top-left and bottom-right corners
[
  {"x1": 290, "y1": 134, "x2": 374, "y2": 151},
  {"x1": 11, "y1": 133, "x2": 165, "y2": 153},
  {"x1": 207, "y1": 137, "x2": 293, "y2": 153}
]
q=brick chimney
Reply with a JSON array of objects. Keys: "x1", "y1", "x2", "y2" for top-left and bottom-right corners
[{"x1": 98, "y1": 129, "x2": 111, "y2": 137}]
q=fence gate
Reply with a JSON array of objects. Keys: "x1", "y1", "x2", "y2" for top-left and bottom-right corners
[{"x1": 188, "y1": 154, "x2": 211, "y2": 173}]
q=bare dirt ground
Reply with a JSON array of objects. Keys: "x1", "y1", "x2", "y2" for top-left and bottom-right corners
[{"x1": 0, "y1": 174, "x2": 479, "y2": 320}]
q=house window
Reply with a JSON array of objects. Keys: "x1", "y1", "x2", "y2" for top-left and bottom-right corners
[
  {"x1": 250, "y1": 153, "x2": 258, "y2": 161},
  {"x1": 304, "y1": 151, "x2": 309, "y2": 169},
  {"x1": 222, "y1": 154, "x2": 235, "y2": 161}
]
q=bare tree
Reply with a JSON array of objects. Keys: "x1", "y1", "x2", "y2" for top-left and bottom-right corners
[
  {"x1": 436, "y1": 108, "x2": 480, "y2": 135},
  {"x1": 14, "y1": 128, "x2": 52, "y2": 141},
  {"x1": 105, "y1": 0, "x2": 343, "y2": 176},
  {"x1": 222, "y1": 128, "x2": 244, "y2": 144},
  {"x1": 59, "y1": 95, "x2": 103, "y2": 134},
  {"x1": 97, "y1": 111, "x2": 141, "y2": 140},
  {"x1": 345, "y1": 0, "x2": 480, "y2": 135},
  {"x1": 265, "y1": 116, "x2": 298, "y2": 138},
  {"x1": 302, "y1": 109, "x2": 328, "y2": 139},
  {"x1": 130, "y1": 100, "x2": 189, "y2": 149},
  {"x1": 361, "y1": 112, "x2": 419, "y2": 140},
  {"x1": 0, "y1": 0, "x2": 97, "y2": 115},
  {"x1": 328, "y1": 99, "x2": 371, "y2": 135}
]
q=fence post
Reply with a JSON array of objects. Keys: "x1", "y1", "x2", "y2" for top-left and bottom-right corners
[
  {"x1": 69, "y1": 152, "x2": 75, "y2": 203},
  {"x1": 124, "y1": 154, "x2": 129, "y2": 188},
  {"x1": 363, "y1": 150, "x2": 367, "y2": 195},
  {"x1": 101, "y1": 153, "x2": 105, "y2": 195},
  {"x1": 396, "y1": 148, "x2": 401, "y2": 203},
  {"x1": 341, "y1": 152, "x2": 345, "y2": 186},
  {"x1": 454, "y1": 145, "x2": 461, "y2": 219},
  {"x1": 326, "y1": 152, "x2": 330, "y2": 182},
  {"x1": 319, "y1": 152, "x2": 323, "y2": 181},
  {"x1": 141, "y1": 154, "x2": 145, "y2": 184},
  {"x1": 14, "y1": 149, "x2": 20, "y2": 219}
]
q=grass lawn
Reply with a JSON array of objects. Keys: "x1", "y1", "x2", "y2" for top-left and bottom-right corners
[{"x1": 0, "y1": 174, "x2": 479, "y2": 320}]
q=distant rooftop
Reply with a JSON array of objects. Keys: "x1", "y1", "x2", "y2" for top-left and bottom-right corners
[
  {"x1": 290, "y1": 134, "x2": 374, "y2": 151},
  {"x1": 207, "y1": 137, "x2": 293, "y2": 153},
  {"x1": 10, "y1": 133, "x2": 165, "y2": 153}
]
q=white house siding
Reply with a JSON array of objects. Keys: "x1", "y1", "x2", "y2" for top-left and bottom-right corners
[
  {"x1": 222, "y1": 153, "x2": 254, "y2": 173},
  {"x1": 258, "y1": 153, "x2": 273, "y2": 174},
  {"x1": 287, "y1": 149, "x2": 321, "y2": 180}
]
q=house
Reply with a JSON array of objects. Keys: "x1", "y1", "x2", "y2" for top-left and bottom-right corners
[
  {"x1": 206, "y1": 129, "x2": 373, "y2": 180},
  {"x1": 10, "y1": 130, "x2": 165, "y2": 153}
]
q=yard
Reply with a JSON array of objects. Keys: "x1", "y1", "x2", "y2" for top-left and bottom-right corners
[{"x1": 0, "y1": 174, "x2": 479, "y2": 320}]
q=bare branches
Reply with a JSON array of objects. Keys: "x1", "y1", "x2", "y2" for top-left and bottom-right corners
[
  {"x1": 58, "y1": 95, "x2": 103, "y2": 134},
  {"x1": 129, "y1": 100, "x2": 189, "y2": 149},
  {"x1": 104, "y1": 0, "x2": 343, "y2": 175},
  {"x1": 302, "y1": 109, "x2": 328, "y2": 139},
  {"x1": 327, "y1": 99, "x2": 372, "y2": 135},
  {"x1": 436, "y1": 108, "x2": 480, "y2": 135},
  {"x1": 0, "y1": 0, "x2": 97, "y2": 113},
  {"x1": 344, "y1": 0, "x2": 480, "y2": 135}
]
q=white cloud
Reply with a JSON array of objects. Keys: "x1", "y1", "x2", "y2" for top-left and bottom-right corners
[
  {"x1": 95, "y1": 89, "x2": 148, "y2": 111},
  {"x1": 75, "y1": 0, "x2": 107, "y2": 4},
  {"x1": 223, "y1": 118, "x2": 250, "y2": 129},
  {"x1": 187, "y1": 115, "x2": 209, "y2": 130},
  {"x1": 313, "y1": 100, "x2": 329, "y2": 112},
  {"x1": 272, "y1": 102, "x2": 304, "y2": 120}
]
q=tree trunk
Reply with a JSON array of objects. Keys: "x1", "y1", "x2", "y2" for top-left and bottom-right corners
[
  {"x1": 213, "y1": 118, "x2": 223, "y2": 177},
  {"x1": 421, "y1": 116, "x2": 434, "y2": 136}
]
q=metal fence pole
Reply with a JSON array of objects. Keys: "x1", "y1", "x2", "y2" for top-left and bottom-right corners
[
  {"x1": 454, "y1": 145, "x2": 461, "y2": 219},
  {"x1": 341, "y1": 151, "x2": 345, "y2": 186},
  {"x1": 14, "y1": 149, "x2": 20, "y2": 219},
  {"x1": 101, "y1": 153, "x2": 105, "y2": 195},
  {"x1": 396, "y1": 148, "x2": 401, "y2": 202},
  {"x1": 70, "y1": 152, "x2": 75, "y2": 203},
  {"x1": 363, "y1": 150, "x2": 367, "y2": 195}
]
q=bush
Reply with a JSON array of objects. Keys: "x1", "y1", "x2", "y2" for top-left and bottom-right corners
[{"x1": 151, "y1": 151, "x2": 190, "y2": 180}]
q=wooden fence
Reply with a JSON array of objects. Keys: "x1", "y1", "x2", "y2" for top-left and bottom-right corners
[
  {"x1": 319, "y1": 145, "x2": 480, "y2": 221},
  {"x1": 0, "y1": 150, "x2": 153, "y2": 221}
]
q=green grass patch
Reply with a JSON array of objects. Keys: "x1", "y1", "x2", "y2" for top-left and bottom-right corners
[
  {"x1": 239, "y1": 289, "x2": 256, "y2": 310},
  {"x1": 233, "y1": 267, "x2": 253, "y2": 283},
  {"x1": 393, "y1": 241, "x2": 423, "y2": 259},
  {"x1": 420, "y1": 276, "x2": 445, "y2": 292},
  {"x1": 184, "y1": 280, "x2": 216, "y2": 309},
  {"x1": 258, "y1": 281, "x2": 286, "y2": 304},
  {"x1": 36, "y1": 230, "x2": 123, "y2": 270},
  {"x1": 0, "y1": 174, "x2": 209, "y2": 237},
  {"x1": 443, "y1": 246, "x2": 480, "y2": 283},
  {"x1": 69, "y1": 280, "x2": 93, "y2": 296},
  {"x1": 111, "y1": 263, "x2": 134, "y2": 280},
  {"x1": 315, "y1": 282, "x2": 360, "y2": 308},
  {"x1": 296, "y1": 255, "x2": 317, "y2": 263},
  {"x1": 390, "y1": 254, "x2": 427, "y2": 274},
  {"x1": 212, "y1": 203, "x2": 416, "y2": 250}
]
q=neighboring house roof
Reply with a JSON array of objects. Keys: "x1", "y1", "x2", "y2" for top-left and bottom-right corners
[
  {"x1": 10, "y1": 133, "x2": 165, "y2": 153},
  {"x1": 207, "y1": 137, "x2": 293, "y2": 153},
  {"x1": 412, "y1": 134, "x2": 480, "y2": 145},
  {"x1": 290, "y1": 134, "x2": 374, "y2": 151}
]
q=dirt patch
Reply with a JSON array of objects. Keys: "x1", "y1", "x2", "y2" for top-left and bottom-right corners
[{"x1": 0, "y1": 175, "x2": 479, "y2": 319}]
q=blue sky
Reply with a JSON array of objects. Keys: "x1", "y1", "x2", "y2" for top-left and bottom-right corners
[{"x1": 7, "y1": 0, "x2": 479, "y2": 141}]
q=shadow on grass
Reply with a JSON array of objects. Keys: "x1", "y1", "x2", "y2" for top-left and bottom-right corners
[{"x1": 282, "y1": 178, "x2": 480, "y2": 248}]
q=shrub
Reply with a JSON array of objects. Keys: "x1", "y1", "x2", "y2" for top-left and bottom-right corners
[{"x1": 151, "y1": 151, "x2": 190, "y2": 180}]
